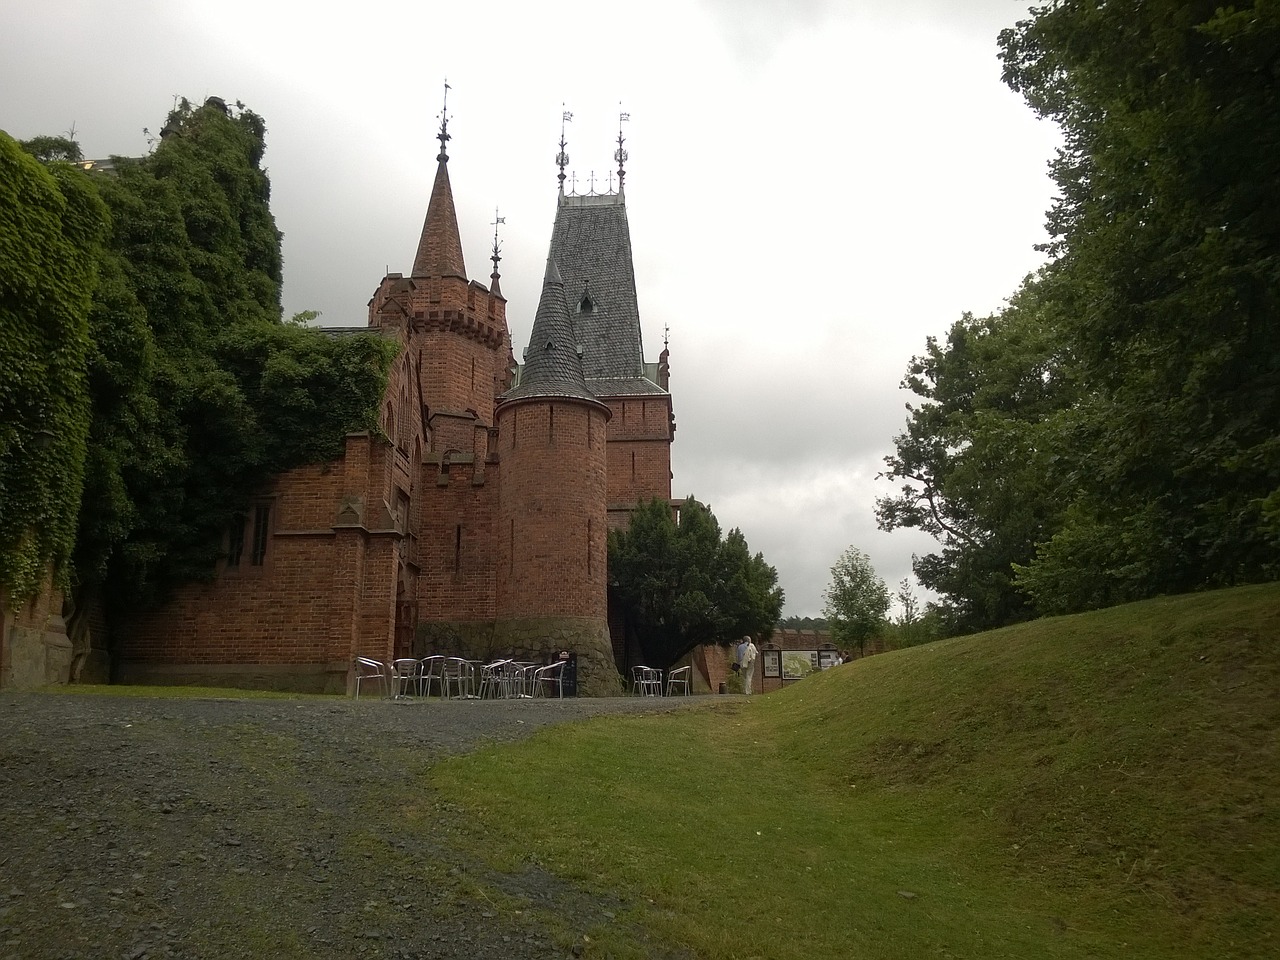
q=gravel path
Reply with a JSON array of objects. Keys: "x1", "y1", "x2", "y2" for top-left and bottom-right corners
[{"x1": 0, "y1": 692, "x2": 709, "y2": 960}]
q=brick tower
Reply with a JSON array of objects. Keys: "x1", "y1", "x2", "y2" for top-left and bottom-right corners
[
  {"x1": 366, "y1": 109, "x2": 513, "y2": 645},
  {"x1": 494, "y1": 256, "x2": 614, "y2": 692}
]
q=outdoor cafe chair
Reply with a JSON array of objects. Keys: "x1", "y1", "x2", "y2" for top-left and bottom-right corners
[
  {"x1": 532, "y1": 660, "x2": 567, "y2": 698},
  {"x1": 392, "y1": 658, "x2": 423, "y2": 699},
  {"x1": 631, "y1": 665, "x2": 663, "y2": 697},
  {"x1": 665, "y1": 665, "x2": 692, "y2": 696},
  {"x1": 419, "y1": 656, "x2": 445, "y2": 698},
  {"x1": 512, "y1": 661, "x2": 540, "y2": 698},
  {"x1": 478, "y1": 659, "x2": 512, "y2": 699},
  {"x1": 353, "y1": 656, "x2": 391, "y2": 700},
  {"x1": 442, "y1": 657, "x2": 476, "y2": 699}
]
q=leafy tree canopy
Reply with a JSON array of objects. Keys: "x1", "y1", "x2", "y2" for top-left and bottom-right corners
[
  {"x1": 998, "y1": 0, "x2": 1280, "y2": 611},
  {"x1": 881, "y1": 1, "x2": 1279, "y2": 626},
  {"x1": 19, "y1": 135, "x2": 83, "y2": 164},
  {"x1": 608, "y1": 497, "x2": 784, "y2": 669},
  {"x1": 877, "y1": 275, "x2": 1075, "y2": 632}
]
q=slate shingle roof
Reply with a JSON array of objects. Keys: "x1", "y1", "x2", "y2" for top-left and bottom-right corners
[
  {"x1": 501, "y1": 259, "x2": 600, "y2": 404},
  {"x1": 548, "y1": 192, "x2": 663, "y2": 398}
]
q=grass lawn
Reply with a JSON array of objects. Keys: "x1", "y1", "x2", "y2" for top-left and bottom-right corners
[{"x1": 432, "y1": 583, "x2": 1280, "y2": 959}]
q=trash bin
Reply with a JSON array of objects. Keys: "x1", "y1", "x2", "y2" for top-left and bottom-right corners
[{"x1": 557, "y1": 650, "x2": 578, "y2": 697}]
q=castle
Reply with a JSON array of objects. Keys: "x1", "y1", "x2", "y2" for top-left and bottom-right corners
[{"x1": 112, "y1": 114, "x2": 675, "y2": 696}]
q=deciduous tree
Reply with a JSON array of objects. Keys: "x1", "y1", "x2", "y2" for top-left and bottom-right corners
[
  {"x1": 876, "y1": 277, "x2": 1073, "y2": 632},
  {"x1": 822, "y1": 547, "x2": 890, "y2": 655},
  {"x1": 998, "y1": 0, "x2": 1280, "y2": 610}
]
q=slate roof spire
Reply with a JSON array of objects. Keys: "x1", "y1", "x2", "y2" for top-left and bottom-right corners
[
  {"x1": 501, "y1": 256, "x2": 600, "y2": 405},
  {"x1": 412, "y1": 81, "x2": 467, "y2": 279}
]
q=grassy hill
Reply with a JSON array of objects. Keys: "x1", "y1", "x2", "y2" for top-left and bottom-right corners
[{"x1": 433, "y1": 583, "x2": 1280, "y2": 959}]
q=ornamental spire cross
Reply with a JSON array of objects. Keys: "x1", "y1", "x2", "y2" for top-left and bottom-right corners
[
  {"x1": 615, "y1": 105, "x2": 630, "y2": 190},
  {"x1": 437, "y1": 79, "x2": 452, "y2": 162},
  {"x1": 556, "y1": 105, "x2": 572, "y2": 187}
]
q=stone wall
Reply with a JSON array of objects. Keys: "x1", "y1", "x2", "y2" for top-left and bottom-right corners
[
  {"x1": 417, "y1": 616, "x2": 621, "y2": 697},
  {"x1": 0, "y1": 573, "x2": 72, "y2": 690}
]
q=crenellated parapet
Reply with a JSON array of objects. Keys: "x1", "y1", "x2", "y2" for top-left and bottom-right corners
[{"x1": 369, "y1": 275, "x2": 507, "y2": 349}]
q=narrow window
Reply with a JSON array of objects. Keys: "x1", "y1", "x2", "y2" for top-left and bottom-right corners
[
  {"x1": 470, "y1": 358, "x2": 476, "y2": 392},
  {"x1": 587, "y1": 411, "x2": 593, "y2": 447},
  {"x1": 621, "y1": 401, "x2": 627, "y2": 424},
  {"x1": 250, "y1": 504, "x2": 270, "y2": 566},
  {"x1": 454, "y1": 524, "x2": 462, "y2": 573},
  {"x1": 548, "y1": 405, "x2": 555, "y2": 443},
  {"x1": 226, "y1": 514, "x2": 245, "y2": 568},
  {"x1": 631, "y1": 451, "x2": 636, "y2": 481}
]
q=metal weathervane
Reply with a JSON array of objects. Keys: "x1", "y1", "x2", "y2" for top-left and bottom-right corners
[
  {"x1": 616, "y1": 105, "x2": 630, "y2": 189},
  {"x1": 437, "y1": 79, "x2": 452, "y2": 161},
  {"x1": 557, "y1": 105, "x2": 572, "y2": 187},
  {"x1": 490, "y1": 208, "x2": 505, "y2": 275}
]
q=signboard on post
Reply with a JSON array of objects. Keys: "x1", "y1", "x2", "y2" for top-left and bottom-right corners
[
  {"x1": 782, "y1": 651, "x2": 817, "y2": 680},
  {"x1": 763, "y1": 650, "x2": 781, "y2": 677}
]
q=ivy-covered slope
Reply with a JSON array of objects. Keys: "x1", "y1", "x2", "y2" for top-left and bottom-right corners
[
  {"x1": 6, "y1": 99, "x2": 397, "y2": 618},
  {"x1": 0, "y1": 133, "x2": 107, "y2": 597}
]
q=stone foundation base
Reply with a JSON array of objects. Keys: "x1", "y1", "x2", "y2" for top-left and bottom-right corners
[
  {"x1": 417, "y1": 617, "x2": 621, "y2": 697},
  {"x1": 2, "y1": 622, "x2": 73, "y2": 689},
  {"x1": 2, "y1": 580, "x2": 73, "y2": 690},
  {"x1": 113, "y1": 661, "x2": 347, "y2": 695}
]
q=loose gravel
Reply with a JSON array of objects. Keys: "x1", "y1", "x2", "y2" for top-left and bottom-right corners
[{"x1": 0, "y1": 692, "x2": 708, "y2": 960}]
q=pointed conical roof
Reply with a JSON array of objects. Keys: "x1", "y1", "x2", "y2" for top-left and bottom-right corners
[
  {"x1": 411, "y1": 154, "x2": 467, "y2": 279},
  {"x1": 501, "y1": 257, "x2": 601, "y2": 405}
]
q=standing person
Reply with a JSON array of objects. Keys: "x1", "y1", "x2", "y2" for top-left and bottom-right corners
[{"x1": 736, "y1": 635, "x2": 759, "y2": 695}]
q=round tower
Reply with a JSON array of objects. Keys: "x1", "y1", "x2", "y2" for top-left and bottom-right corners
[{"x1": 495, "y1": 257, "x2": 614, "y2": 694}]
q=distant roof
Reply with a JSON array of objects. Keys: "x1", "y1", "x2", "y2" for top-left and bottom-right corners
[{"x1": 583, "y1": 376, "x2": 666, "y2": 397}]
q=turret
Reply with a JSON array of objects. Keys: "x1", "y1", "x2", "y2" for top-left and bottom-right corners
[{"x1": 494, "y1": 256, "x2": 613, "y2": 689}]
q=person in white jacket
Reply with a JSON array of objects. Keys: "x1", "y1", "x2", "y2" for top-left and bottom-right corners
[{"x1": 735, "y1": 635, "x2": 759, "y2": 695}]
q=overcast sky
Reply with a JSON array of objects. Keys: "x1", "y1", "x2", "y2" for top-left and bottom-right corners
[{"x1": 2, "y1": 0, "x2": 1060, "y2": 617}]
